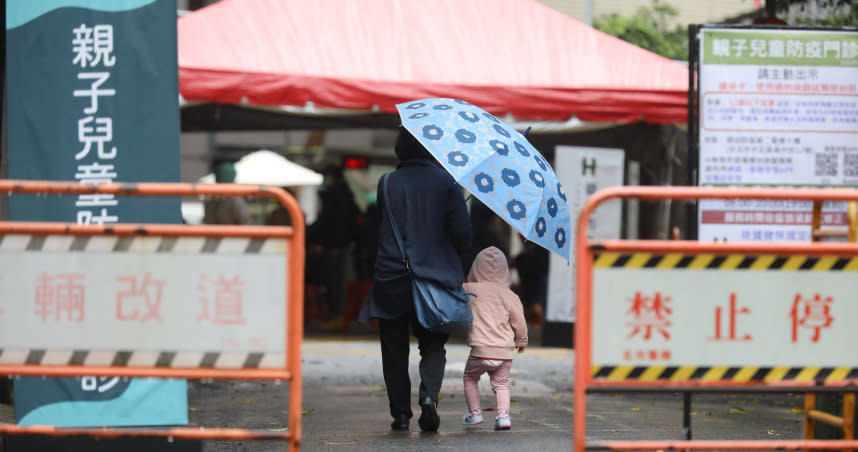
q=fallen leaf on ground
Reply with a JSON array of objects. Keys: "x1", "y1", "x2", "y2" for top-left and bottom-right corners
[
  {"x1": 728, "y1": 407, "x2": 746, "y2": 415},
  {"x1": 511, "y1": 400, "x2": 519, "y2": 404},
  {"x1": 767, "y1": 429, "x2": 780, "y2": 437},
  {"x1": 302, "y1": 408, "x2": 315, "y2": 415},
  {"x1": 268, "y1": 427, "x2": 289, "y2": 432},
  {"x1": 189, "y1": 407, "x2": 198, "y2": 412},
  {"x1": 791, "y1": 406, "x2": 804, "y2": 414},
  {"x1": 246, "y1": 398, "x2": 254, "y2": 403},
  {"x1": 530, "y1": 401, "x2": 535, "y2": 406},
  {"x1": 631, "y1": 407, "x2": 641, "y2": 412},
  {"x1": 553, "y1": 395, "x2": 563, "y2": 400}
]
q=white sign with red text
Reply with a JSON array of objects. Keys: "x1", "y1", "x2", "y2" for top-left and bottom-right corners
[
  {"x1": 0, "y1": 238, "x2": 287, "y2": 364},
  {"x1": 592, "y1": 265, "x2": 858, "y2": 367}
]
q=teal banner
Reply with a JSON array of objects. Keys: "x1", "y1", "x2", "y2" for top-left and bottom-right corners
[
  {"x1": 7, "y1": 0, "x2": 180, "y2": 222},
  {"x1": 13, "y1": 378, "x2": 188, "y2": 427},
  {"x1": 6, "y1": 0, "x2": 186, "y2": 427}
]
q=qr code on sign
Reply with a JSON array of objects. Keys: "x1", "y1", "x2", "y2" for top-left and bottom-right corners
[
  {"x1": 845, "y1": 154, "x2": 858, "y2": 178},
  {"x1": 815, "y1": 153, "x2": 838, "y2": 177}
]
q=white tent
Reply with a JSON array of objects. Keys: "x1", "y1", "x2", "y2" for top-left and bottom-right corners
[
  {"x1": 198, "y1": 150, "x2": 323, "y2": 186},
  {"x1": 185, "y1": 150, "x2": 323, "y2": 225}
]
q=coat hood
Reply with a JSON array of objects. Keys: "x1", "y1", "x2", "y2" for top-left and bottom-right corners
[
  {"x1": 394, "y1": 127, "x2": 432, "y2": 161},
  {"x1": 467, "y1": 246, "x2": 510, "y2": 287}
]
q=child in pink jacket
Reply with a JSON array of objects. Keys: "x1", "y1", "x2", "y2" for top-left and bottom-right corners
[{"x1": 461, "y1": 246, "x2": 528, "y2": 430}]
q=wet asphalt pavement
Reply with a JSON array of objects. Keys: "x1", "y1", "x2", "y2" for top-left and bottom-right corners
[{"x1": 192, "y1": 335, "x2": 806, "y2": 451}]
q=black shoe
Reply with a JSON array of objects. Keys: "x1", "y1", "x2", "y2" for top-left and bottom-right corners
[
  {"x1": 418, "y1": 397, "x2": 440, "y2": 432},
  {"x1": 390, "y1": 413, "x2": 409, "y2": 431}
]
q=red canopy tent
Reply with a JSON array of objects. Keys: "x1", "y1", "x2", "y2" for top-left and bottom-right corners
[{"x1": 178, "y1": 0, "x2": 689, "y2": 126}]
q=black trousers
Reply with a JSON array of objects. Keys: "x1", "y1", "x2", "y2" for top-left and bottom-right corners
[{"x1": 378, "y1": 313, "x2": 449, "y2": 419}]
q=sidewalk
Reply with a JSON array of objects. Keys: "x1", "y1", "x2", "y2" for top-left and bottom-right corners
[
  {"x1": 198, "y1": 335, "x2": 806, "y2": 451},
  {"x1": 0, "y1": 332, "x2": 808, "y2": 451}
]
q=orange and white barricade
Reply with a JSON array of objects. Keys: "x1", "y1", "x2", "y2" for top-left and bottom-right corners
[
  {"x1": 574, "y1": 186, "x2": 858, "y2": 451},
  {"x1": 0, "y1": 180, "x2": 304, "y2": 451}
]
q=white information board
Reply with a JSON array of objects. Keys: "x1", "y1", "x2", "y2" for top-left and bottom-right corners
[
  {"x1": 0, "y1": 235, "x2": 287, "y2": 368},
  {"x1": 546, "y1": 146, "x2": 624, "y2": 323},
  {"x1": 698, "y1": 28, "x2": 858, "y2": 242},
  {"x1": 592, "y1": 254, "x2": 858, "y2": 369}
]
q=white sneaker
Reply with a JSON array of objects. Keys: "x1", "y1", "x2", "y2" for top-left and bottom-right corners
[
  {"x1": 462, "y1": 409, "x2": 484, "y2": 425},
  {"x1": 494, "y1": 415, "x2": 511, "y2": 430}
]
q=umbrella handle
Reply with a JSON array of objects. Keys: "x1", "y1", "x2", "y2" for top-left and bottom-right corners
[{"x1": 523, "y1": 126, "x2": 532, "y2": 136}]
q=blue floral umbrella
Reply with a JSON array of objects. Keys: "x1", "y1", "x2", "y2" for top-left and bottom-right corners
[{"x1": 396, "y1": 98, "x2": 571, "y2": 260}]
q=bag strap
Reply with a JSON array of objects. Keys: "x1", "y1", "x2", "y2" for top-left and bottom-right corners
[{"x1": 381, "y1": 173, "x2": 411, "y2": 272}]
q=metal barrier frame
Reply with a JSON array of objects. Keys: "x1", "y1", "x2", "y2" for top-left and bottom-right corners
[
  {"x1": 574, "y1": 186, "x2": 858, "y2": 452},
  {"x1": 0, "y1": 180, "x2": 305, "y2": 450}
]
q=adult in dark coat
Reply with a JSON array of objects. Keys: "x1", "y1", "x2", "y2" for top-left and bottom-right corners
[
  {"x1": 359, "y1": 127, "x2": 472, "y2": 432},
  {"x1": 310, "y1": 165, "x2": 359, "y2": 327}
]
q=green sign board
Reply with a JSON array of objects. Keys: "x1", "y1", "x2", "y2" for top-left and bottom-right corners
[
  {"x1": 702, "y1": 29, "x2": 858, "y2": 67},
  {"x1": 6, "y1": 0, "x2": 186, "y2": 427},
  {"x1": 7, "y1": 0, "x2": 181, "y2": 222}
]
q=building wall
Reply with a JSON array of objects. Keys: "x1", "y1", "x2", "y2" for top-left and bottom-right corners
[
  {"x1": 536, "y1": 0, "x2": 758, "y2": 27},
  {"x1": 538, "y1": 0, "x2": 589, "y2": 23}
]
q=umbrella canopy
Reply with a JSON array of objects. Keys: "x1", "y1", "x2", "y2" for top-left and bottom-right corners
[
  {"x1": 198, "y1": 150, "x2": 323, "y2": 186},
  {"x1": 178, "y1": 0, "x2": 689, "y2": 124},
  {"x1": 397, "y1": 98, "x2": 570, "y2": 259}
]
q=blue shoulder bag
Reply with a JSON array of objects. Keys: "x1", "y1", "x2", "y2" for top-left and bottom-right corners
[{"x1": 381, "y1": 174, "x2": 473, "y2": 334}]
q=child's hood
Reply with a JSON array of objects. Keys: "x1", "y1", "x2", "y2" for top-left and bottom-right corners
[{"x1": 467, "y1": 246, "x2": 510, "y2": 286}]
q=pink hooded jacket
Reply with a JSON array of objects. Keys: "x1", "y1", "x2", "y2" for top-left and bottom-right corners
[{"x1": 463, "y1": 246, "x2": 528, "y2": 360}]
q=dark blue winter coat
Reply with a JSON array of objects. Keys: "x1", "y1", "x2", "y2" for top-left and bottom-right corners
[{"x1": 359, "y1": 158, "x2": 472, "y2": 320}]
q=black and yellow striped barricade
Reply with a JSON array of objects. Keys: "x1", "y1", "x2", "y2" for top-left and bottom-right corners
[
  {"x1": 573, "y1": 186, "x2": 858, "y2": 452},
  {"x1": 0, "y1": 181, "x2": 305, "y2": 451}
]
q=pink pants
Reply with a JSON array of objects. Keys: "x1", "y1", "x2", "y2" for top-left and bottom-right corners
[{"x1": 463, "y1": 356, "x2": 513, "y2": 415}]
